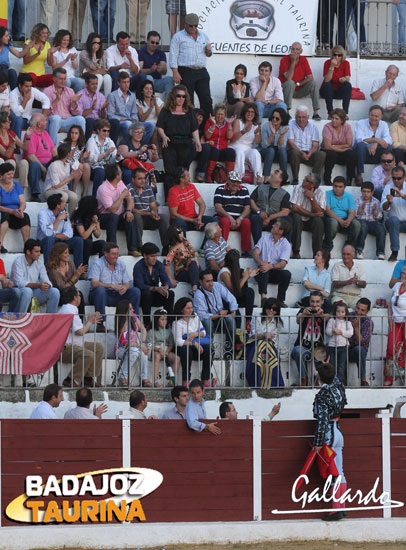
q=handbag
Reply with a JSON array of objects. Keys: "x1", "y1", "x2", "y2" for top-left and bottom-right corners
[
  {"x1": 351, "y1": 87, "x2": 365, "y2": 100},
  {"x1": 182, "y1": 331, "x2": 211, "y2": 346}
]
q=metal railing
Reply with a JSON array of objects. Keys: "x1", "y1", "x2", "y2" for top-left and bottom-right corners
[
  {"x1": 317, "y1": 0, "x2": 406, "y2": 56},
  {"x1": 2, "y1": 312, "x2": 403, "y2": 389},
  {"x1": 7, "y1": 0, "x2": 172, "y2": 47}
]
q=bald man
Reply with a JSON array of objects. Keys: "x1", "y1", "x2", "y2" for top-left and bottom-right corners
[{"x1": 279, "y1": 42, "x2": 320, "y2": 120}]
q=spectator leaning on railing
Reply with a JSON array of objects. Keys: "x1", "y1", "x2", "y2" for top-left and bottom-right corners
[{"x1": 185, "y1": 379, "x2": 221, "y2": 434}]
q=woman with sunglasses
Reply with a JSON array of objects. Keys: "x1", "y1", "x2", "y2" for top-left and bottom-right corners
[
  {"x1": 0, "y1": 26, "x2": 32, "y2": 90},
  {"x1": 157, "y1": 85, "x2": 200, "y2": 196},
  {"x1": 86, "y1": 119, "x2": 117, "y2": 197},
  {"x1": 385, "y1": 265, "x2": 406, "y2": 386},
  {"x1": 260, "y1": 107, "x2": 289, "y2": 180},
  {"x1": 321, "y1": 108, "x2": 356, "y2": 186},
  {"x1": 117, "y1": 122, "x2": 159, "y2": 187},
  {"x1": 320, "y1": 45, "x2": 352, "y2": 117},
  {"x1": 79, "y1": 32, "x2": 112, "y2": 96},
  {"x1": 245, "y1": 297, "x2": 284, "y2": 388},
  {"x1": 0, "y1": 111, "x2": 30, "y2": 188},
  {"x1": 230, "y1": 102, "x2": 263, "y2": 184},
  {"x1": 19, "y1": 23, "x2": 54, "y2": 88},
  {"x1": 165, "y1": 224, "x2": 200, "y2": 297},
  {"x1": 204, "y1": 103, "x2": 236, "y2": 182}
]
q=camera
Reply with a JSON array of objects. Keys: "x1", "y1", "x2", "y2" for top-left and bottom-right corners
[
  {"x1": 390, "y1": 188, "x2": 396, "y2": 196},
  {"x1": 147, "y1": 145, "x2": 154, "y2": 150},
  {"x1": 310, "y1": 308, "x2": 317, "y2": 314}
]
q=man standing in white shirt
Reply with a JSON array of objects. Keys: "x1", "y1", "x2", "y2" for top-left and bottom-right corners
[
  {"x1": 106, "y1": 31, "x2": 147, "y2": 92},
  {"x1": 249, "y1": 61, "x2": 287, "y2": 121},
  {"x1": 10, "y1": 238, "x2": 60, "y2": 313},
  {"x1": 64, "y1": 388, "x2": 107, "y2": 419},
  {"x1": 370, "y1": 65, "x2": 404, "y2": 123},
  {"x1": 9, "y1": 73, "x2": 50, "y2": 138},
  {"x1": 59, "y1": 286, "x2": 104, "y2": 388},
  {"x1": 30, "y1": 384, "x2": 63, "y2": 419}
]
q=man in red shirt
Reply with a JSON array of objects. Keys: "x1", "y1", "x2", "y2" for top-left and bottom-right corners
[
  {"x1": 278, "y1": 42, "x2": 320, "y2": 121},
  {"x1": 167, "y1": 168, "x2": 217, "y2": 241}
]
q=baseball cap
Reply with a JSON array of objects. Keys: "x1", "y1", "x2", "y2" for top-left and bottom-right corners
[{"x1": 228, "y1": 171, "x2": 242, "y2": 182}]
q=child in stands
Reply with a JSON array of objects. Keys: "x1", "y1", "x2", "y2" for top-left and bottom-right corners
[
  {"x1": 148, "y1": 309, "x2": 180, "y2": 387},
  {"x1": 326, "y1": 302, "x2": 353, "y2": 384}
]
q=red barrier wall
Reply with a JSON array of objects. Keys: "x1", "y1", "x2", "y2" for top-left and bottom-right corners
[
  {"x1": 390, "y1": 418, "x2": 406, "y2": 518},
  {"x1": 130, "y1": 419, "x2": 254, "y2": 522},
  {"x1": 262, "y1": 418, "x2": 383, "y2": 520}
]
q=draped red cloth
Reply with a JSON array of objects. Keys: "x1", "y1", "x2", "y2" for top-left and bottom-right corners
[{"x1": 0, "y1": 314, "x2": 73, "y2": 375}]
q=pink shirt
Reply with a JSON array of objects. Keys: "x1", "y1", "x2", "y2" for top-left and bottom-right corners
[
  {"x1": 23, "y1": 129, "x2": 54, "y2": 164},
  {"x1": 43, "y1": 85, "x2": 81, "y2": 118},
  {"x1": 97, "y1": 179, "x2": 127, "y2": 215},
  {"x1": 321, "y1": 122, "x2": 353, "y2": 147}
]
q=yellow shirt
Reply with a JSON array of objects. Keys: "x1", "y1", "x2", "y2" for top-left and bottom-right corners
[
  {"x1": 390, "y1": 120, "x2": 406, "y2": 149},
  {"x1": 20, "y1": 41, "x2": 50, "y2": 76}
]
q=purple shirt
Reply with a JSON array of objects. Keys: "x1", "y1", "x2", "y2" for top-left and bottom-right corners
[
  {"x1": 77, "y1": 88, "x2": 106, "y2": 119},
  {"x1": 254, "y1": 234, "x2": 291, "y2": 264},
  {"x1": 348, "y1": 313, "x2": 373, "y2": 352}
]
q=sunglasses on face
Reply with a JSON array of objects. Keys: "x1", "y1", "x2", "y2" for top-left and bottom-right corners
[
  {"x1": 41, "y1": 139, "x2": 48, "y2": 150},
  {"x1": 101, "y1": 129, "x2": 109, "y2": 133},
  {"x1": 333, "y1": 53, "x2": 343, "y2": 57},
  {"x1": 382, "y1": 159, "x2": 393, "y2": 163},
  {"x1": 271, "y1": 116, "x2": 281, "y2": 120},
  {"x1": 393, "y1": 176, "x2": 403, "y2": 180},
  {"x1": 176, "y1": 94, "x2": 186, "y2": 98},
  {"x1": 150, "y1": 40, "x2": 159, "y2": 45},
  {"x1": 270, "y1": 307, "x2": 279, "y2": 312},
  {"x1": 187, "y1": 24, "x2": 198, "y2": 27}
]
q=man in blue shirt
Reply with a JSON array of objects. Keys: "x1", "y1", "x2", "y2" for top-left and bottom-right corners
[
  {"x1": 389, "y1": 250, "x2": 406, "y2": 288},
  {"x1": 185, "y1": 379, "x2": 221, "y2": 434},
  {"x1": 133, "y1": 242, "x2": 174, "y2": 329},
  {"x1": 138, "y1": 31, "x2": 173, "y2": 98},
  {"x1": 88, "y1": 242, "x2": 141, "y2": 332},
  {"x1": 194, "y1": 269, "x2": 238, "y2": 361},
  {"x1": 169, "y1": 13, "x2": 213, "y2": 118},
  {"x1": 323, "y1": 176, "x2": 361, "y2": 251},
  {"x1": 37, "y1": 193, "x2": 84, "y2": 268}
]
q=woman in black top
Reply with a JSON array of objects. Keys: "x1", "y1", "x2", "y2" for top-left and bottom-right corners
[
  {"x1": 225, "y1": 64, "x2": 251, "y2": 119},
  {"x1": 72, "y1": 196, "x2": 106, "y2": 265},
  {"x1": 156, "y1": 84, "x2": 201, "y2": 197}
]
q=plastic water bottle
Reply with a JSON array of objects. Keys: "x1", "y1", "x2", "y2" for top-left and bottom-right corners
[{"x1": 167, "y1": 366, "x2": 176, "y2": 386}]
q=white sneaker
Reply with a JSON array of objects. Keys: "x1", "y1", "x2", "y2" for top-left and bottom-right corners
[
  {"x1": 377, "y1": 254, "x2": 385, "y2": 260},
  {"x1": 356, "y1": 251, "x2": 364, "y2": 259}
]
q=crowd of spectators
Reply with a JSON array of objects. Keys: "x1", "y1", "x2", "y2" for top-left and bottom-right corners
[{"x1": 1, "y1": 16, "x2": 406, "y2": 391}]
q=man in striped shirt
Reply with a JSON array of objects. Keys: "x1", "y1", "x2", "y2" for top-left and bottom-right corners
[
  {"x1": 354, "y1": 181, "x2": 385, "y2": 260},
  {"x1": 214, "y1": 171, "x2": 251, "y2": 257}
]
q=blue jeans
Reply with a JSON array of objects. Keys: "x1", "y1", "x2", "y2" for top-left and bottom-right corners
[
  {"x1": 41, "y1": 236, "x2": 84, "y2": 268},
  {"x1": 90, "y1": 0, "x2": 116, "y2": 41},
  {"x1": 255, "y1": 100, "x2": 287, "y2": 120},
  {"x1": 395, "y1": 3, "x2": 406, "y2": 44},
  {"x1": 8, "y1": 0, "x2": 25, "y2": 39},
  {"x1": 356, "y1": 219, "x2": 386, "y2": 255},
  {"x1": 250, "y1": 214, "x2": 292, "y2": 245},
  {"x1": 354, "y1": 141, "x2": 391, "y2": 174},
  {"x1": 319, "y1": 81, "x2": 352, "y2": 114},
  {"x1": 171, "y1": 215, "x2": 217, "y2": 247},
  {"x1": 66, "y1": 77, "x2": 85, "y2": 93},
  {"x1": 47, "y1": 115, "x2": 86, "y2": 147},
  {"x1": 328, "y1": 346, "x2": 348, "y2": 384},
  {"x1": 27, "y1": 162, "x2": 42, "y2": 196},
  {"x1": 323, "y1": 217, "x2": 361, "y2": 251},
  {"x1": 99, "y1": 212, "x2": 138, "y2": 252},
  {"x1": 192, "y1": 142, "x2": 211, "y2": 178},
  {"x1": 348, "y1": 345, "x2": 367, "y2": 380},
  {"x1": 89, "y1": 286, "x2": 140, "y2": 317},
  {"x1": 261, "y1": 145, "x2": 288, "y2": 176},
  {"x1": 0, "y1": 287, "x2": 21, "y2": 312},
  {"x1": 385, "y1": 216, "x2": 406, "y2": 251},
  {"x1": 11, "y1": 115, "x2": 29, "y2": 139},
  {"x1": 110, "y1": 69, "x2": 146, "y2": 92},
  {"x1": 0, "y1": 67, "x2": 17, "y2": 91},
  {"x1": 291, "y1": 345, "x2": 313, "y2": 378},
  {"x1": 17, "y1": 287, "x2": 60, "y2": 313},
  {"x1": 153, "y1": 76, "x2": 174, "y2": 97},
  {"x1": 109, "y1": 119, "x2": 154, "y2": 145},
  {"x1": 91, "y1": 167, "x2": 106, "y2": 197}
]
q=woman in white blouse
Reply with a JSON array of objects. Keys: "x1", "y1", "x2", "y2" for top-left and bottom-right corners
[
  {"x1": 136, "y1": 81, "x2": 163, "y2": 125},
  {"x1": 50, "y1": 30, "x2": 84, "y2": 92},
  {"x1": 172, "y1": 297, "x2": 212, "y2": 387},
  {"x1": 86, "y1": 119, "x2": 117, "y2": 197},
  {"x1": 44, "y1": 142, "x2": 81, "y2": 215},
  {"x1": 229, "y1": 102, "x2": 263, "y2": 184}
]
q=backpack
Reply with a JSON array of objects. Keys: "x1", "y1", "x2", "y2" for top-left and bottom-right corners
[{"x1": 211, "y1": 163, "x2": 227, "y2": 184}]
